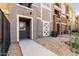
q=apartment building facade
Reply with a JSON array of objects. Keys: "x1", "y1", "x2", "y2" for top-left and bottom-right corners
[
  {"x1": 0, "y1": 3, "x2": 52, "y2": 43},
  {"x1": 1, "y1": 3, "x2": 77, "y2": 55},
  {"x1": 51, "y1": 3, "x2": 67, "y2": 37},
  {"x1": 75, "y1": 15, "x2": 79, "y2": 30},
  {"x1": 0, "y1": 3, "x2": 70, "y2": 42},
  {"x1": 61, "y1": 3, "x2": 67, "y2": 34}
]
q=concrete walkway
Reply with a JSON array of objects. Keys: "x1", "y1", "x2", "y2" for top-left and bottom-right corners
[{"x1": 19, "y1": 39, "x2": 57, "y2": 56}]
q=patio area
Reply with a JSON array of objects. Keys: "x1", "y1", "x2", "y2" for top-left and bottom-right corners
[{"x1": 34, "y1": 34, "x2": 79, "y2": 56}]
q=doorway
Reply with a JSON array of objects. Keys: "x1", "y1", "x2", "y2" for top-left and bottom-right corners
[
  {"x1": 19, "y1": 17, "x2": 31, "y2": 40},
  {"x1": 57, "y1": 24, "x2": 60, "y2": 35}
]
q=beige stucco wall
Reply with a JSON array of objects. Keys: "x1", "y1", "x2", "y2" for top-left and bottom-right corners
[
  {"x1": 50, "y1": 3, "x2": 54, "y2": 32},
  {"x1": 32, "y1": 3, "x2": 43, "y2": 39},
  {"x1": 9, "y1": 3, "x2": 46, "y2": 42},
  {"x1": 42, "y1": 7, "x2": 50, "y2": 21},
  {"x1": 9, "y1": 3, "x2": 33, "y2": 42}
]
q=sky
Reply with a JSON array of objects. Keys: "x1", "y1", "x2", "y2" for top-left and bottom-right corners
[{"x1": 71, "y1": 3, "x2": 79, "y2": 15}]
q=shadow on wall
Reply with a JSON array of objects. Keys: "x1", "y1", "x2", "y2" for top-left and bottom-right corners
[{"x1": 0, "y1": 9, "x2": 10, "y2": 56}]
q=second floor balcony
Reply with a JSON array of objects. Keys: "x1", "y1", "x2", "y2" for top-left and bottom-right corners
[{"x1": 54, "y1": 9, "x2": 60, "y2": 18}]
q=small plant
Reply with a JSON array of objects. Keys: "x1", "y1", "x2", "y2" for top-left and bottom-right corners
[
  {"x1": 72, "y1": 36, "x2": 79, "y2": 49},
  {"x1": 65, "y1": 32, "x2": 79, "y2": 54},
  {"x1": 65, "y1": 38, "x2": 75, "y2": 46}
]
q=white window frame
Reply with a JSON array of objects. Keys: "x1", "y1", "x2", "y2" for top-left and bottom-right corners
[{"x1": 17, "y1": 3, "x2": 33, "y2": 11}]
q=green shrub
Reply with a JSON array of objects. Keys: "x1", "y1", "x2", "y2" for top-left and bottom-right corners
[
  {"x1": 65, "y1": 32, "x2": 79, "y2": 49},
  {"x1": 72, "y1": 37, "x2": 79, "y2": 49}
]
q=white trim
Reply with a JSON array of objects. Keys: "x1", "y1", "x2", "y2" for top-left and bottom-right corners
[
  {"x1": 17, "y1": 3, "x2": 33, "y2": 11},
  {"x1": 49, "y1": 3, "x2": 51, "y2": 34},
  {"x1": 61, "y1": 23, "x2": 67, "y2": 25},
  {"x1": 32, "y1": 4, "x2": 38, "y2": 7},
  {"x1": 41, "y1": 4, "x2": 51, "y2": 11},
  {"x1": 43, "y1": 20, "x2": 50, "y2": 36},
  {"x1": 50, "y1": 3, "x2": 51, "y2": 23},
  {"x1": 41, "y1": 3, "x2": 43, "y2": 36},
  {"x1": 17, "y1": 14, "x2": 33, "y2": 42},
  {"x1": 17, "y1": 15, "x2": 19, "y2": 42}
]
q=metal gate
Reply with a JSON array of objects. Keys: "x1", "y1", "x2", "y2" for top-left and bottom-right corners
[{"x1": 0, "y1": 9, "x2": 10, "y2": 56}]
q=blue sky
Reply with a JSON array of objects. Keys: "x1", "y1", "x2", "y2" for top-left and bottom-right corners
[{"x1": 71, "y1": 3, "x2": 79, "y2": 15}]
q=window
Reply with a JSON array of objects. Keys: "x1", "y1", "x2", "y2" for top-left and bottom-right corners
[
  {"x1": 19, "y1": 21, "x2": 26, "y2": 31},
  {"x1": 66, "y1": 16, "x2": 69, "y2": 19},
  {"x1": 19, "y1": 3, "x2": 32, "y2": 8},
  {"x1": 54, "y1": 10, "x2": 60, "y2": 18}
]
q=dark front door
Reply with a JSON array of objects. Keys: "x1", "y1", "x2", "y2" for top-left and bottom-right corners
[
  {"x1": 19, "y1": 17, "x2": 30, "y2": 40},
  {"x1": 57, "y1": 24, "x2": 60, "y2": 34}
]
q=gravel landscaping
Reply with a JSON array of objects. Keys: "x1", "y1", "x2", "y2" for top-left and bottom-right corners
[
  {"x1": 7, "y1": 35, "x2": 79, "y2": 56},
  {"x1": 7, "y1": 42, "x2": 22, "y2": 56},
  {"x1": 34, "y1": 35, "x2": 79, "y2": 56}
]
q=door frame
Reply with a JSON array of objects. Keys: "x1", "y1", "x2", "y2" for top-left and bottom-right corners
[{"x1": 17, "y1": 15, "x2": 33, "y2": 42}]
